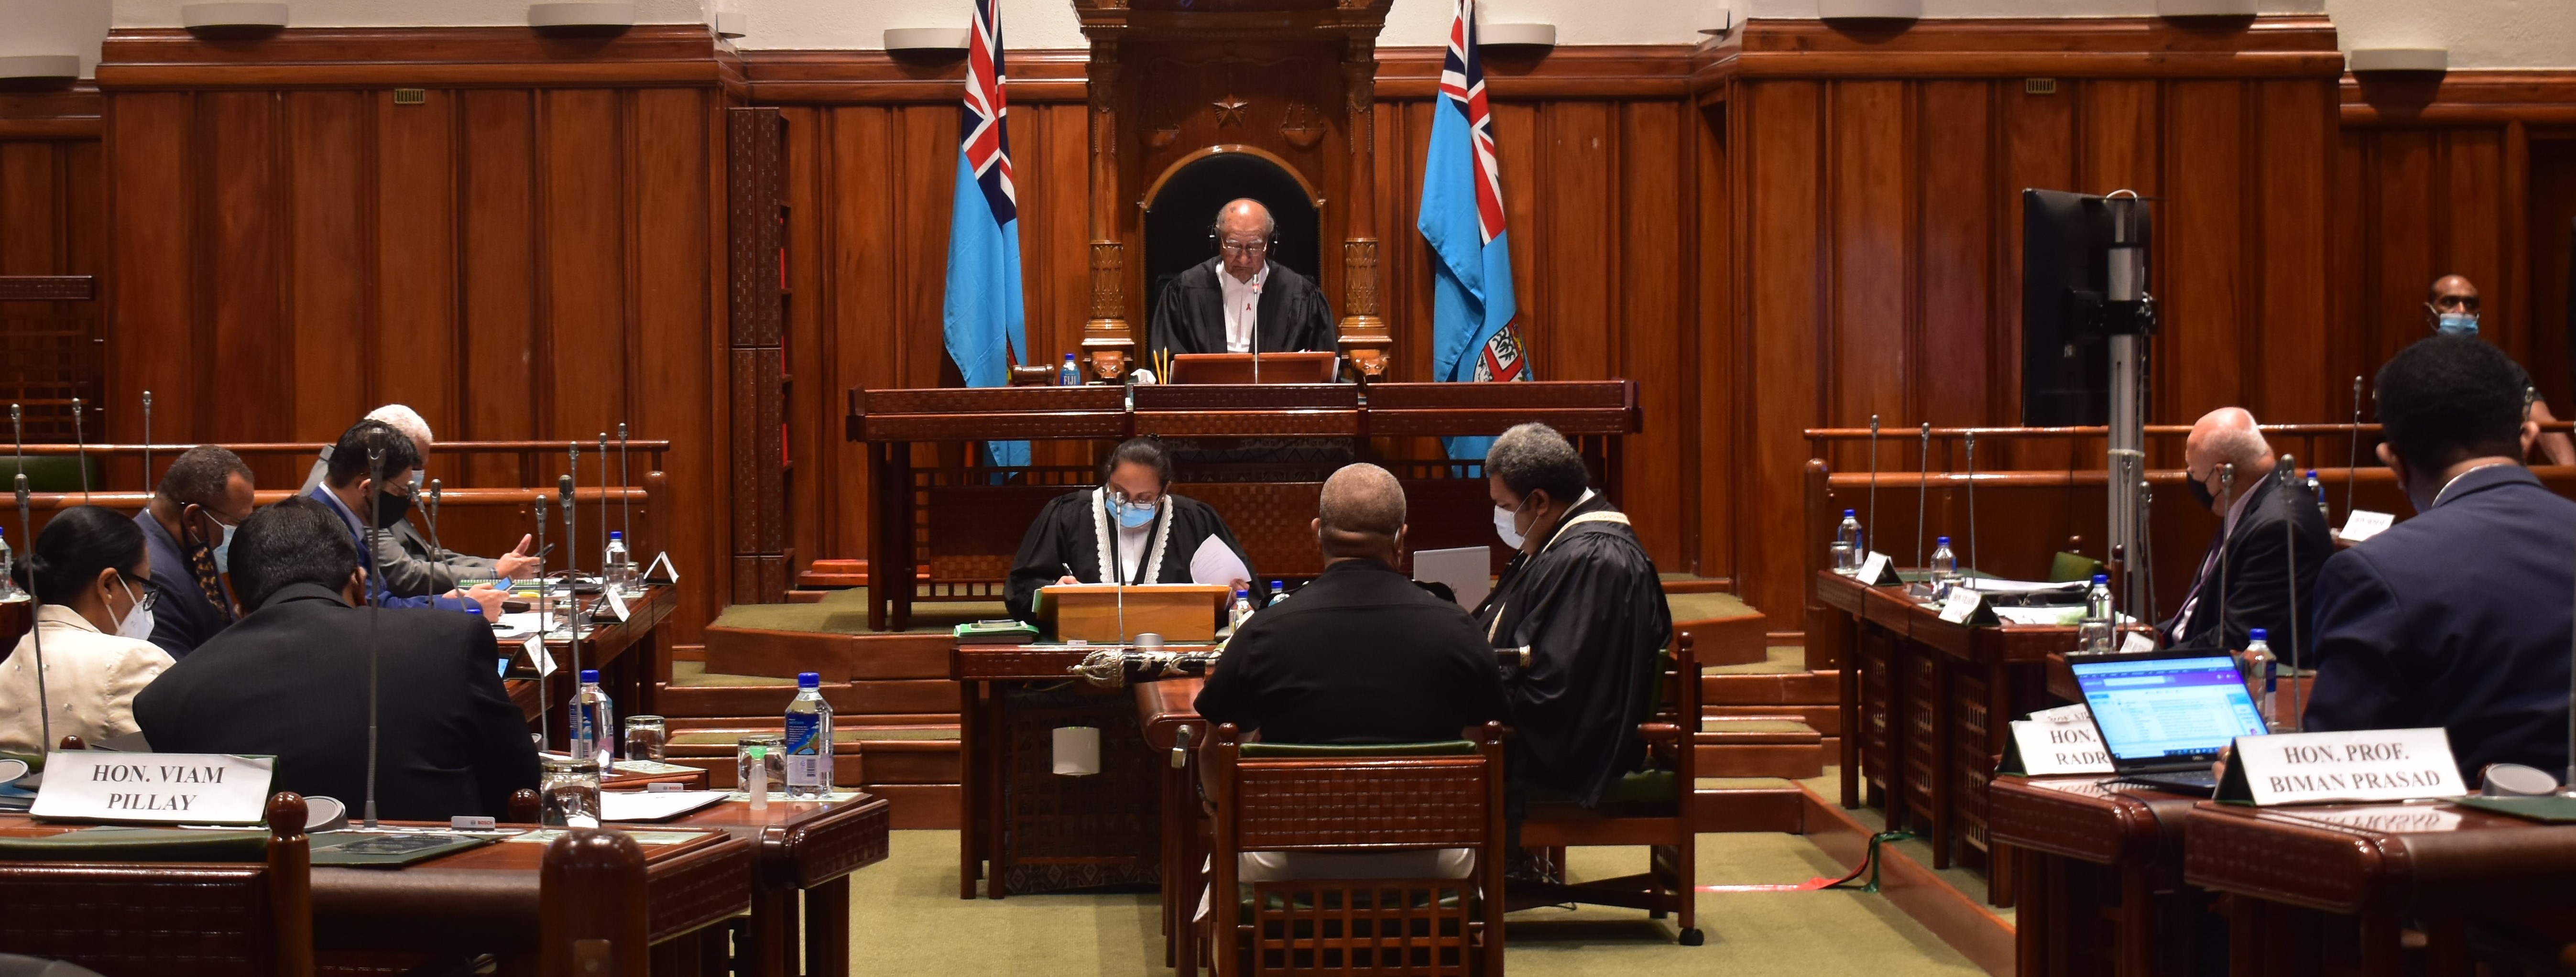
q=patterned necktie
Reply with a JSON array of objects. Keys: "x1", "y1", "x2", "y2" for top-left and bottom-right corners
[{"x1": 185, "y1": 531, "x2": 234, "y2": 622}]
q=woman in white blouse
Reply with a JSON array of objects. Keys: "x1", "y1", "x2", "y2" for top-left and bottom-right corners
[{"x1": 0, "y1": 506, "x2": 177, "y2": 757}]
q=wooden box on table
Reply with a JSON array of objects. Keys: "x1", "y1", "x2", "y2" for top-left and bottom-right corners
[{"x1": 1037, "y1": 584, "x2": 1230, "y2": 643}]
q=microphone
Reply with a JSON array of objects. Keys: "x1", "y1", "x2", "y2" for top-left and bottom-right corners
[
  {"x1": 2280, "y1": 453, "x2": 2303, "y2": 730},
  {"x1": 2345, "y1": 375, "x2": 2363, "y2": 521},
  {"x1": 1915, "y1": 423, "x2": 1931, "y2": 569},
  {"x1": 1965, "y1": 431, "x2": 1979, "y2": 578},
  {"x1": 70, "y1": 397, "x2": 87, "y2": 502},
  {"x1": 564, "y1": 443, "x2": 579, "y2": 576},
  {"x1": 617, "y1": 423, "x2": 633, "y2": 550},
  {"x1": 1867, "y1": 414, "x2": 1880, "y2": 560},
  {"x1": 16, "y1": 473, "x2": 47, "y2": 759},
  {"x1": 2216, "y1": 461, "x2": 2236, "y2": 647},
  {"x1": 362, "y1": 446, "x2": 388, "y2": 829},
  {"x1": 596, "y1": 434, "x2": 609, "y2": 574},
  {"x1": 534, "y1": 492, "x2": 552, "y2": 745},
  {"x1": 141, "y1": 391, "x2": 153, "y2": 493},
  {"x1": 560, "y1": 475, "x2": 580, "y2": 688},
  {"x1": 426, "y1": 479, "x2": 446, "y2": 563}
]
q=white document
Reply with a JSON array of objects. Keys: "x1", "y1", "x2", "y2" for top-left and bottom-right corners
[
  {"x1": 2230, "y1": 727, "x2": 2465, "y2": 806},
  {"x1": 1411, "y1": 546, "x2": 1492, "y2": 610},
  {"x1": 2119, "y1": 631, "x2": 2158, "y2": 654},
  {"x1": 2338, "y1": 510, "x2": 2395, "y2": 543},
  {"x1": 1993, "y1": 606, "x2": 2082, "y2": 627},
  {"x1": 1188, "y1": 536, "x2": 1252, "y2": 588},
  {"x1": 601, "y1": 789, "x2": 731, "y2": 822},
  {"x1": 494, "y1": 612, "x2": 547, "y2": 638},
  {"x1": 32, "y1": 752, "x2": 277, "y2": 825},
  {"x1": 1958, "y1": 578, "x2": 2090, "y2": 598}
]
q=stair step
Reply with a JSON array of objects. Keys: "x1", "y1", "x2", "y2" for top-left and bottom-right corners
[
  {"x1": 1705, "y1": 703, "x2": 1840, "y2": 736},
  {"x1": 1693, "y1": 716, "x2": 1824, "y2": 780},
  {"x1": 1692, "y1": 779, "x2": 1805, "y2": 833},
  {"x1": 1703, "y1": 669, "x2": 1840, "y2": 706}
]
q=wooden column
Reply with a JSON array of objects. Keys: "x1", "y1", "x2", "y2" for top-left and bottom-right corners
[
  {"x1": 1080, "y1": 37, "x2": 1133, "y2": 380},
  {"x1": 1338, "y1": 37, "x2": 1391, "y2": 379}
]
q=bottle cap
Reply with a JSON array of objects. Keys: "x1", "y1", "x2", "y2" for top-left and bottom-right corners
[
  {"x1": 610, "y1": 531, "x2": 622, "y2": 540},
  {"x1": 580, "y1": 669, "x2": 600, "y2": 682},
  {"x1": 1844, "y1": 509, "x2": 1855, "y2": 517},
  {"x1": 1063, "y1": 352, "x2": 1075, "y2": 360},
  {"x1": 797, "y1": 672, "x2": 821, "y2": 688},
  {"x1": 1936, "y1": 536, "x2": 1949, "y2": 545},
  {"x1": 2091, "y1": 573, "x2": 2109, "y2": 584},
  {"x1": 2249, "y1": 628, "x2": 2268, "y2": 641},
  {"x1": 749, "y1": 746, "x2": 765, "y2": 760}
]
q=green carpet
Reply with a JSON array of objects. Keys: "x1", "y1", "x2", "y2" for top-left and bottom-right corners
[{"x1": 844, "y1": 830, "x2": 1986, "y2": 976}]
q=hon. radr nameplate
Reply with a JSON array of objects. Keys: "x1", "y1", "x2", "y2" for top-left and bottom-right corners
[
  {"x1": 2218, "y1": 728, "x2": 2464, "y2": 806},
  {"x1": 31, "y1": 752, "x2": 276, "y2": 825}
]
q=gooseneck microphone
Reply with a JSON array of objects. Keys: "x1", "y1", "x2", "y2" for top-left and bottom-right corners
[
  {"x1": 2280, "y1": 454, "x2": 2303, "y2": 730},
  {"x1": 1965, "y1": 431, "x2": 1979, "y2": 577},
  {"x1": 2345, "y1": 376, "x2": 2363, "y2": 521},
  {"x1": 1915, "y1": 423, "x2": 1931, "y2": 568},
  {"x1": 617, "y1": 423, "x2": 633, "y2": 547},
  {"x1": 16, "y1": 473, "x2": 47, "y2": 758},
  {"x1": 1867, "y1": 414, "x2": 1880, "y2": 559},
  {"x1": 70, "y1": 397, "x2": 87, "y2": 503},
  {"x1": 361, "y1": 447, "x2": 388, "y2": 830},
  {"x1": 534, "y1": 492, "x2": 552, "y2": 745},
  {"x1": 2216, "y1": 462, "x2": 2236, "y2": 646},
  {"x1": 596, "y1": 434, "x2": 609, "y2": 568},
  {"x1": 560, "y1": 475, "x2": 580, "y2": 687},
  {"x1": 141, "y1": 391, "x2": 153, "y2": 492},
  {"x1": 426, "y1": 479, "x2": 446, "y2": 565}
]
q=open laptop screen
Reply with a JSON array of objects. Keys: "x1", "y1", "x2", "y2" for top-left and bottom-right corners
[{"x1": 2070, "y1": 654, "x2": 2268, "y2": 763}]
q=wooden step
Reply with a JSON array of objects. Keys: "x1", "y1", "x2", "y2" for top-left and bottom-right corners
[
  {"x1": 1706, "y1": 703, "x2": 1840, "y2": 737},
  {"x1": 1703, "y1": 669, "x2": 1839, "y2": 706},
  {"x1": 1694, "y1": 779, "x2": 1806, "y2": 833},
  {"x1": 700, "y1": 625, "x2": 952, "y2": 683},
  {"x1": 1694, "y1": 716, "x2": 1824, "y2": 779}
]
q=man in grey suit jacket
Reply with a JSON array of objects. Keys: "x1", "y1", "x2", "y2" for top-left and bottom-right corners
[{"x1": 300, "y1": 405, "x2": 538, "y2": 597}]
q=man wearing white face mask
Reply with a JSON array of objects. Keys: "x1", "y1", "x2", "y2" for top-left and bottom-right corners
[
  {"x1": 0, "y1": 506, "x2": 176, "y2": 756},
  {"x1": 2425, "y1": 274, "x2": 2575, "y2": 465},
  {"x1": 135, "y1": 445, "x2": 255, "y2": 659},
  {"x1": 1003, "y1": 437, "x2": 1258, "y2": 625},
  {"x1": 1473, "y1": 423, "x2": 1672, "y2": 810}
]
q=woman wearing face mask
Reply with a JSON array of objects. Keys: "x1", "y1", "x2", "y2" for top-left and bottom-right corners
[
  {"x1": 0, "y1": 505, "x2": 178, "y2": 757},
  {"x1": 1002, "y1": 437, "x2": 1259, "y2": 626}
]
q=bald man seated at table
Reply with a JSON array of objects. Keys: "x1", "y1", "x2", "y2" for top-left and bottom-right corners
[{"x1": 1194, "y1": 463, "x2": 1508, "y2": 886}]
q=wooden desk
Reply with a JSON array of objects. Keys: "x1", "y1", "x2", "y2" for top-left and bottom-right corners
[
  {"x1": 1988, "y1": 775, "x2": 2207, "y2": 977},
  {"x1": 1817, "y1": 570, "x2": 2058, "y2": 899},
  {"x1": 953, "y1": 643, "x2": 1179, "y2": 898},
  {"x1": 667, "y1": 793, "x2": 893, "y2": 977},
  {"x1": 2185, "y1": 800, "x2": 2576, "y2": 977},
  {"x1": 1135, "y1": 677, "x2": 1208, "y2": 975},
  {"x1": 507, "y1": 585, "x2": 678, "y2": 747},
  {"x1": 0, "y1": 814, "x2": 754, "y2": 974}
]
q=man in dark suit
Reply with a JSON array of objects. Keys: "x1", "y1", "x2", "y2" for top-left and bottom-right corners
[
  {"x1": 1146, "y1": 198, "x2": 1337, "y2": 364},
  {"x1": 135, "y1": 497, "x2": 540, "y2": 820},
  {"x1": 2160, "y1": 407, "x2": 2332, "y2": 657},
  {"x1": 134, "y1": 445, "x2": 256, "y2": 658},
  {"x1": 2303, "y1": 336, "x2": 2576, "y2": 779}
]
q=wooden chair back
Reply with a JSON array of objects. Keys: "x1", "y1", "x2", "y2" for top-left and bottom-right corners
[
  {"x1": 1516, "y1": 633, "x2": 1702, "y2": 945},
  {"x1": 0, "y1": 792, "x2": 314, "y2": 977},
  {"x1": 538, "y1": 828, "x2": 651, "y2": 977},
  {"x1": 1202, "y1": 722, "x2": 1506, "y2": 977}
]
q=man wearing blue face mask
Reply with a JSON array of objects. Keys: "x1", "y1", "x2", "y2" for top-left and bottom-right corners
[
  {"x1": 2426, "y1": 274, "x2": 2575, "y2": 465},
  {"x1": 1003, "y1": 437, "x2": 1258, "y2": 625},
  {"x1": 133, "y1": 445, "x2": 255, "y2": 659}
]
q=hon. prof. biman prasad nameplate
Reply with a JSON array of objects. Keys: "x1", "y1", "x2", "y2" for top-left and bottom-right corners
[{"x1": 2215, "y1": 728, "x2": 2465, "y2": 806}]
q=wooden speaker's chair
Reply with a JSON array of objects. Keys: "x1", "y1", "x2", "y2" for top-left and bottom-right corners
[
  {"x1": 1201, "y1": 723, "x2": 1508, "y2": 977},
  {"x1": 1515, "y1": 633, "x2": 1703, "y2": 945},
  {"x1": 0, "y1": 792, "x2": 315, "y2": 977}
]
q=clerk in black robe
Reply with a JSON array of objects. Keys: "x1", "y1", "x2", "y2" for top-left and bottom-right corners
[
  {"x1": 1146, "y1": 199, "x2": 1337, "y2": 365},
  {"x1": 1473, "y1": 423, "x2": 1673, "y2": 808},
  {"x1": 1004, "y1": 438, "x2": 1259, "y2": 625}
]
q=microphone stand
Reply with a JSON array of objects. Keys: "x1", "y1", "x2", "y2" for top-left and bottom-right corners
[
  {"x1": 561, "y1": 475, "x2": 581, "y2": 690},
  {"x1": 596, "y1": 434, "x2": 609, "y2": 571},
  {"x1": 565, "y1": 445, "x2": 579, "y2": 576},
  {"x1": 2345, "y1": 376, "x2": 2363, "y2": 521},
  {"x1": 2280, "y1": 454, "x2": 2303, "y2": 730},
  {"x1": 16, "y1": 474, "x2": 47, "y2": 759},
  {"x1": 534, "y1": 493, "x2": 552, "y2": 747},
  {"x1": 361, "y1": 447, "x2": 387, "y2": 830},
  {"x1": 141, "y1": 391, "x2": 153, "y2": 492},
  {"x1": 1965, "y1": 431, "x2": 1979, "y2": 577},
  {"x1": 2216, "y1": 463, "x2": 2235, "y2": 647},
  {"x1": 426, "y1": 480, "x2": 447, "y2": 564},
  {"x1": 1867, "y1": 415, "x2": 1879, "y2": 558},
  {"x1": 617, "y1": 423, "x2": 632, "y2": 549},
  {"x1": 70, "y1": 397, "x2": 87, "y2": 503},
  {"x1": 1915, "y1": 423, "x2": 1930, "y2": 570}
]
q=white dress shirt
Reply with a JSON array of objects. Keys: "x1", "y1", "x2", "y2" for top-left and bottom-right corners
[
  {"x1": 0, "y1": 604, "x2": 175, "y2": 756},
  {"x1": 1220, "y1": 264, "x2": 1269, "y2": 353}
]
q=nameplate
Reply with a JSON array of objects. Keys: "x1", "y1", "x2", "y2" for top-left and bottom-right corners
[
  {"x1": 31, "y1": 752, "x2": 276, "y2": 825},
  {"x1": 644, "y1": 551, "x2": 679, "y2": 584},
  {"x1": 2338, "y1": 510, "x2": 2394, "y2": 543},
  {"x1": 1937, "y1": 587, "x2": 1997, "y2": 626},
  {"x1": 2119, "y1": 630, "x2": 2157, "y2": 654},
  {"x1": 2217, "y1": 727, "x2": 2465, "y2": 806},
  {"x1": 605, "y1": 587, "x2": 632, "y2": 622},
  {"x1": 524, "y1": 635, "x2": 557, "y2": 677},
  {"x1": 2001, "y1": 704, "x2": 2112, "y2": 776},
  {"x1": 1855, "y1": 552, "x2": 1900, "y2": 586}
]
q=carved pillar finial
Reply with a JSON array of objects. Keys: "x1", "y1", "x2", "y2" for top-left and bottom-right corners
[
  {"x1": 1081, "y1": 37, "x2": 1134, "y2": 380},
  {"x1": 1337, "y1": 37, "x2": 1391, "y2": 379}
]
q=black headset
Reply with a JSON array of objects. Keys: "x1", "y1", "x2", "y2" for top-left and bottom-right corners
[{"x1": 1208, "y1": 207, "x2": 1281, "y2": 257}]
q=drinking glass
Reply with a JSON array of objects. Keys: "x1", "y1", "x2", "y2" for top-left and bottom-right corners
[
  {"x1": 624, "y1": 715, "x2": 668, "y2": 763},
  {"x1": 540, "y1": 755, "x2": 601, "y2": 827},
  {"x1": 736, "y1": 733, "x2": 786, "y2": 792}
]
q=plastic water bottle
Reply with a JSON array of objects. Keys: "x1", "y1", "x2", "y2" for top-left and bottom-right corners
[
  {"x1": 2075, "y1": 574, "x2": 2115, "y2": 654},
  {"x1": 1230, "y1": 587, "x2": 1255, "y2": 630},
  {"x1": 603, "y1": 531, "x2": 632, "y2": 594},
  {"x1": 571, "y1": 669, "x2": 615, "y2": 767},
  {"x1": 1833, "y1": 510, "x2": 1863, "y2": 574},
  {"x1": 1058, "y1": 353, "x2": 1082, "y2": 387},
  {"x1": 785, "y1": 671, "x2": 834, "y2": 799},
  {"x1": 1267, "y1": 580, "x2": 1288, "y2": 608},
  {"x1": 2305, "y1": 470, "x2": 2326, "y2": 520},
  {"x1": 0, "y1": 527, "x2": 20, "y2": 601},
  {"x1": 1930, "y1": 536, "x2": 1957, "y2": 588},
  {"x1": 2244, "y1": 629, "x2": 2282, "y2": 732}
]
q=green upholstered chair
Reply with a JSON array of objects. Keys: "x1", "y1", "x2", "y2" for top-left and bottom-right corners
[{"x1": 1516, "y1": 633, "x2": 1704, "y2": 945}]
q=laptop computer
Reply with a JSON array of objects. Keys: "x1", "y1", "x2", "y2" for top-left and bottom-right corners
[{"x1": 2071, "y1": 649, "x2": 2269, "y2": 796}]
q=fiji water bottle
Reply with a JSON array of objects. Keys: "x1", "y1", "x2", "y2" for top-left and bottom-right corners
[
  {"x1": 1930, "y1": 536, "x2": 1957, "y2": 589},
  {"x1": 603, "y1": 531, "x2": 632, "y2": 594},
  {"x1": 1058, "y1": 353, "x2": 1082, "y2": 387},
  {"x1": 1230, "y1": 587, "x2": 1255, "y2": 630},
  {"x1": 2244, "y1": 629, "x2": 2282, "y2": 732},
  {"x1": 1834, "y1": 510, "x2": 1863, "y2": 574},
  {"x1": 2306, "y1": 470, "x2": 2326, "y2": 520},
  {"x1": 571, "y1": 669, "x2": 615, "y2": 767},
  {"x1": 1267, "y1": 580, "x2": 1288, "y2": 608},
  {"x1": 785, "y1": 672, "x2": 835, "y2": 799},
  {"x1": 2075, "y1": 574, "x2": 2115, "y2": 654}
]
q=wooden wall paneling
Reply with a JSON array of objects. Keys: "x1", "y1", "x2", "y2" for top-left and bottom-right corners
[
  {"x1": 1826, "y1": 80, "x2": 1910, "y2": 491},
  {"x1": 1619, "y1": 100, "x2": 1690, "y2": 569},
  {"x1": 781, "y1": 105, "x2": 835, "y2": 579},
  {"x1": 105, "y1": 91, "x2": 195, "y2": 457},
  {"x1": 635, "y1": 86, "x2": 720, "y2": 636},
  {"x1": 1695, "y1": 98, "x2": 1733, "y2": 581},
  {"x1": 725, "y1": 105, "x2": 785, "y2": 604},
  {"x1": 899, "y1": 107, "x2": 954, "y2": 392},
  {"x1": 458, "y1": 88, "x2": 541, "y2": 491},
  {"x1": 2251, "y1": 78, "x2": 2335, "y2": 425},
  {"x1": 375, "y1": 88, "x2": 461, "y2": 428},
  {"x1": 1917, "y1": 81, "x2": 1995, "y2": 437},
  {"x1": 1737, "y1": 79, "x2": 1824, "y2": 630},
  {"x1": 1534, "y1": 101, "x2": 1618, "y2": 384},
  {"x1": 283, "y1": 89, "x2": 371, "y2": 458},
  {"x1": 1991, "y1": 75, "x2": 2079, "y2": 476},
  {"x1": 204, "y1": 90, "x2": 291, "y2": 475},
  {"x1": 0, "y1": 92, "x2": 105, "y2": 451},
  {"x1": 2368, "y1": 130, "x2": 2438, "y2": 371},
  {"x1": 2160, "y1": 80, "x2": 2248, "y2": 423},
  {"x1": 1490, "y1": 100, "x2": 1543, "y2": 381},
  {"x1": 541, "y1": 88, "x2": 628, "y2": 538},
  {"x1": 2330, "y1": 129, "x2": 2374, "y2": 407}
]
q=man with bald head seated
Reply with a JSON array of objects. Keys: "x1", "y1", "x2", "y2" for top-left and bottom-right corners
[
  {"x1": 1146, "y1": 198, "x2": 1338, "y2": 363},
  {"x1": 2160, "y1": 407, "x2": 2332, "y2": 656},
  {"x1": 2423, "y1": 274, "x2": 2576, "y2": 466},
  {"x1": 1193, "y1": 463, "x2": 1507, "y2": 745}
]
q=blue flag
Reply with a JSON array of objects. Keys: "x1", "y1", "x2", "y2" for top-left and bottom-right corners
[
  {"x1": 942, "y1": 0, "x2": 1028, "y2": 468},
  {"x1": 1419, "y1": 0, "x2": 1530, "y2": 462}
]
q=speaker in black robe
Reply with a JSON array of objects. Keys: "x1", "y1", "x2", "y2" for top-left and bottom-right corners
[
  {"x1": 1146, "y1": 258, "x2": 1339, "y2": 360},
  {"x1": 1004, "y1": 487, "x2": 1261, "y2": 625},
  {"x1": 1474, "y1": 492, "x2": 1673, "y2": 807}
]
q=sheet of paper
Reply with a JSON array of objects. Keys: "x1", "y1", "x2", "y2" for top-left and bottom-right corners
[
  {"x1": 494, "y1": 611, "x2": 547, "y2": 638},
  {"x1": 1957, "y1": 578, "x2": 2090, "y2": 597},
  {"x1": 1188, "y1": 536, "x2": 1252, "y2": 588},
  {"x1": 1411, "y1": 546, "x2": 1492, "y2": 610},
  {"x1": 2339, "y1": 510, "x2": 2394, "y2": 543},
  {"x1": 1992, "y1": 606, "x2": 2082, "y2": 627},
  {"x1": 601, "y1": 790, "x2": 730, "y2": 822}
]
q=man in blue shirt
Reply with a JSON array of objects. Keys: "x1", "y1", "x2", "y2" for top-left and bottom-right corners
[
  {"x1": 304, "y1": 420, "x2": 503, "y2": 621},
  {"x1": 2303, "y1": 336, "x2": 2576, "y2": 780},
  {"x1": 134, "y1": 445, "x2": 256, "y2": 658}
]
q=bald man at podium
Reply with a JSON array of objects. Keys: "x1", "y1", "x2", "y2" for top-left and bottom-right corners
[{"x1": 1147, "y1": 198, "x2": 1338, "y2": 363}]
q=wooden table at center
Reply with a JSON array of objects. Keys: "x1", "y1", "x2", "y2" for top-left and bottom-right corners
[
  {"x1": 666, "y1": 792, "x2": 893, "y2": 977},
  {"x1": 954, "y1": 642, "x2": 1200, "y2": 898},
  {"x1": 1816, "y1": 569, "x2": 2066, "y2": 900},
  {"x1": 506, "y1": 584, "x2": 679, "y2": 745},
  {"x1": 2185, "y1": 798, "x2": 2576, "y2": 977},
  {"x1": 1987, "y1": 774, "x2": 2208, "y2": 977}
]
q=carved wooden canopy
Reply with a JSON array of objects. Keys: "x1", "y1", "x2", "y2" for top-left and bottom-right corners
[{"x1": 1070, "y1": 0, "x2": 1397, "y2": 380}]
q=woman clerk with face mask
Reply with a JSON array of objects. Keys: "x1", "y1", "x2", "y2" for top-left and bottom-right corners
[
  {"x1": 0, "y1": 505, "x2": 177, "y2": 757},
  {"x1": 1001, "y1": 437, "x2": 1259, "y2": 627}
]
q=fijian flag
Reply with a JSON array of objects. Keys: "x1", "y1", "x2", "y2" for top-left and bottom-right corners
[
  {"x1": 1418, "y1": 0, "x2": 1530, "y2": 462},
  {"x1": 941, "y1": 0, "x2": 1029, "y2": 469}
]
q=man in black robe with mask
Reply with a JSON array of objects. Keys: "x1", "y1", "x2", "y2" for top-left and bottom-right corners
[
  {"x1": 1474, "y1": 423, "x2": 1672, "y2": 809},
  {"x1": 303, "y1": 420, "x2": 504, "y2": 621},
  {"x1": 1004, "y1": 437, "x2": 1258, "y2": 625},
  {"x1": 1146, "y1": 199, "x2": 1338, "y2": 364}
]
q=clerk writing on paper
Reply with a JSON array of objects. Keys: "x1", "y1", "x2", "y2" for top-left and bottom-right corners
[
  {"x1": 1003, "y1": 437, "x2": 1257, "y2": 624},
  {"x1": 1145, "y1": 199, "x2": 1338, "y2": 361},
  {"x1": 2303, "y1": 337, "x2": 2576, "y2": 778}
]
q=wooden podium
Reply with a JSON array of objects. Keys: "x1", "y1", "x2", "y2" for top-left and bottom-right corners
[
  {"x1": 1166, "y1": 352, "x2": 1339, "y2": 385},
  {"x1": 1035, "y1": 584, "x2": 1230, "y2": 643}
]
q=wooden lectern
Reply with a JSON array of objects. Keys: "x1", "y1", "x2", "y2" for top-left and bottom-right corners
[
  {"x1": 1166, "y1": 352, "x2": 1340, "y2": 385},
  {"x1": 1036, "y1": 584, "x2": 1231, "y2": 643}
]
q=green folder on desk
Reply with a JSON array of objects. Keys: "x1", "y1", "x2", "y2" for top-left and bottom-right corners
[{"x1": 2452, "y1": 796, "x2": 2576, "y2": 824}]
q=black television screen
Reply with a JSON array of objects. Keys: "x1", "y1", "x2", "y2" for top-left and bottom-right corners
[{"x1": 2020, "y1": 189, "x2": 2150, "y2": 427}]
